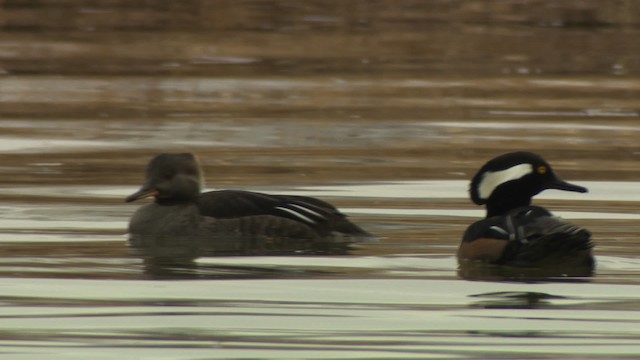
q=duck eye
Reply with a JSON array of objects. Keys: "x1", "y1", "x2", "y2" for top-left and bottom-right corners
[{"x1": 537, "y1": 166, "x2": 547, "y2": 174}]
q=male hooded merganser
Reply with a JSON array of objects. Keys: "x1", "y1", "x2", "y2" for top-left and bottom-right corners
[
  {"x1": 126, "y1": 153, "x2": 371, "y2": 253},
  {"x1": 458, "y1": 152, "x2": 594, "y2": 271}
]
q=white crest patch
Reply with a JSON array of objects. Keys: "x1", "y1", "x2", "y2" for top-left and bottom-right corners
[{"x1": 478, "y1": 163, "x2": 533, "y2": 200}]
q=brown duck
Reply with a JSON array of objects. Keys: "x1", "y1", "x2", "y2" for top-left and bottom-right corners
[{"x1": 126, "y1": 153, "x2": 371, "y2": 255}]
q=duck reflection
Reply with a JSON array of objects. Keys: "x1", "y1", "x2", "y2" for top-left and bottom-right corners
[
  {"x1": 468, "y1": 291, "x2": 568, "y2": 309},
  {"x1": 128, "y1": 233, "x2": 354, "y2": 278}
]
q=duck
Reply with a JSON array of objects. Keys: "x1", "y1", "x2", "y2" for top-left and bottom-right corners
[
  {"x1": 458, "y1": 151, "x2": 594, "y2": 272},
  {"x1": 125, "y1": 153, "x2": 371, "y2": 255}
]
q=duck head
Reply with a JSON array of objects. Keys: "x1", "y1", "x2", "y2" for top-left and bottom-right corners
[
  {"x1": 470, "y1": 152, "x2": 587, "y2": 217},
  {"x1": 126, "y1": 153, "x2": 204, "y2": 204}
]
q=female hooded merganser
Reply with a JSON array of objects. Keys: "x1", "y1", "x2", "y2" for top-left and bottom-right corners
[
  {"x1": 458, "y1": 152, "x2": 594, "y2": 272},
  {"x1": 126, "y1": 153, "x2": 371, "y2": 254}
]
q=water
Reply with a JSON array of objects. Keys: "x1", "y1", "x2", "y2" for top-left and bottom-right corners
[{"x1": 1, "y1": 1, "x2": 640, "y2": 358}]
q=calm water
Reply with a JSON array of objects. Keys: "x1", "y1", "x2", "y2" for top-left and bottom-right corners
[{"x1": 1, "y1": 1, "x2": 640, "y2": 359}]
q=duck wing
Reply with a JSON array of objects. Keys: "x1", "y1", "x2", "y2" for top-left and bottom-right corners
[{"x1": 196, "y1": 190, "x2": 372, "y2": 238}]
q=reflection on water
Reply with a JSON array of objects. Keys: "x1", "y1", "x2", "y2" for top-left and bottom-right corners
[
  {"x1": 1, "y1": 278, "x2": 639, "y2": 359},
  {"x1": 2, "y1": 0, "x2": 640, "y2": 358}
]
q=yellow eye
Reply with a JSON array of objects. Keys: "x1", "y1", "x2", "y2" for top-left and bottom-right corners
[{"x1": 537, "y1": 166, "x2": 547, "y2": 174}]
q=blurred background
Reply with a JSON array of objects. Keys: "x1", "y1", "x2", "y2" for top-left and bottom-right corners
[{"x1": 1, "y1": 0, "x2": 638, "y2": 185}]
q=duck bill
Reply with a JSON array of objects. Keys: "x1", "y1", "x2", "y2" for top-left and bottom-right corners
[
  {"x1": 125, "y1": 185, "x2": 159, "y2": 203},
  {"x1": 545, "y1": 178, "x2": 588, "y2": 193}
]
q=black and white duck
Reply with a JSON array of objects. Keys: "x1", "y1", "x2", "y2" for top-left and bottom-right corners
[{"x1": 458, "y1": 151, "x2": 594, "y2": 274}]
